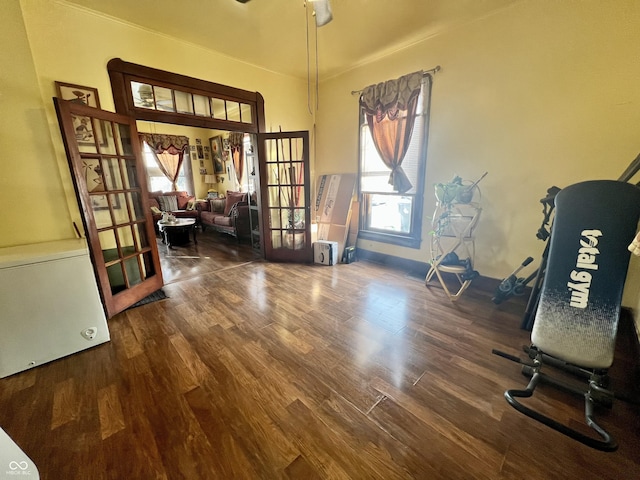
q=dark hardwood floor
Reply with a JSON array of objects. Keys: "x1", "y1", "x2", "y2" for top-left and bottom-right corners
[{"x1": 1, "y1": 230, "x2": 640, "y2": 479}]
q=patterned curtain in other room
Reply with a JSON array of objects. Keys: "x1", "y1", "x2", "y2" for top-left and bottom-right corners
[{"x1": 228, "y1": 132, "x2": 245, "y2": 185}]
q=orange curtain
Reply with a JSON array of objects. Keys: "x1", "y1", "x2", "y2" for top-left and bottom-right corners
[
  {"x1": 360, "y1": 71, "x2": 422, "y2": 193},
  {"x1": 139, "y1": 133, "x2": 189, "y2": 191},
  {"x1": 229, "y1": 132, "x2": 244, "y2": 185}
]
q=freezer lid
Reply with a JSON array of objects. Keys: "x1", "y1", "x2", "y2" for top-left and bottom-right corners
[{"x1": 0, "y1": 239, "x2": 89, "y2": 269}]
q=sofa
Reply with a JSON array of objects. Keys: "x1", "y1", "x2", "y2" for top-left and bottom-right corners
[
  {"x1": 148, "y1": 191, "x2": 198, "y2": 231},
  {"x1": 198, "y1": 191, "x2": 250, "y2": 240}
]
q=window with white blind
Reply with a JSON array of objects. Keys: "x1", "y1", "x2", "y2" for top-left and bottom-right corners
[
  {"x1": 358, "y1": 80, "x2": 431, "y2": 248},
  {"x1": 142, "y1": 143, "x2": 193, "y2": 193}
]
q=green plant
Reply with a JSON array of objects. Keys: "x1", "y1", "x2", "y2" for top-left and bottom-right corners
[{"x1": 434, "y1": 175, "x2": 464, "y2": 206}]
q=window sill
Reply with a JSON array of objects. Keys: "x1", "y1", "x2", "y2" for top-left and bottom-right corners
[{"x1": 358, "y1": 230, "x2": 421, "y2": 249}]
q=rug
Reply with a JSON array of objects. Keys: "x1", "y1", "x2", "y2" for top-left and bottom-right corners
[{"x1": 127, "y1": 289, "x2": 168, "y2": 310}]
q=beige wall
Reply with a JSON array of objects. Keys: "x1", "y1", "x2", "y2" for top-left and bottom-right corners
[
  {"x1": 316, "y1": 0, "x2": 640, "y2": 305},
  {"x1": 0, "y1": 0, "x2": 76, "y2": 245},
  {"x1": 1, "y1": 0, "x2": 312, "y2": 248},
  {"x1": 5, "y1": 0, "x2": 640, "y2": 330}
]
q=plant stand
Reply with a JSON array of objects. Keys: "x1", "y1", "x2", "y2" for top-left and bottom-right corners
[{"x1": 425, "y1": 201, "x2": 482, "y2": 301}]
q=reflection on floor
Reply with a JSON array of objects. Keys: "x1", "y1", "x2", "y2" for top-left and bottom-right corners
[
  {"x1": 2, "y1": 229, "x2": 640, "y2": 479},
  {"x1": 156, "y1": 228, "x2": 262, "y2": 284}
]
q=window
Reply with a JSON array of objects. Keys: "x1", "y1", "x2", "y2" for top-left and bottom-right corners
[
  {"x1": 142, "y1": 142, "x2": 192, "y2": 193},
  {"x1": 358, "y1": 76, "x2": 432, "y2": 248},
  {"x1": 107, "y1": 58, "x2": 264, "y2": 135},
  {"x1": 130, "y1": 81, "x2": 253, "y2": 124}
]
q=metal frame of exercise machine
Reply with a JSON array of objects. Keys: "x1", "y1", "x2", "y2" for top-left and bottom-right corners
[{"x1": 492, "y1": 187, "x2": 560, "y2": 331}]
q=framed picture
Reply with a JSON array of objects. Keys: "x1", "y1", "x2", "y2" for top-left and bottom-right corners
[
  {"x1": 91, "y1": 194, "x2": 110, "y2": 211},
  {"x1": 210, "y1": 136, "x2": 224, "y2": 174},
  {"x1": 213, "y1": 156, "x2": 224, "y2": 174},
  {"x1": 89, "y1": 193, "x2": 121, "y2": 211},
  {"x1": 55, "y1": 82, "x2": 101, "y2": 108},
  {"x1": 72, "y1": 114, "x2": 98, "y2": 146},
  {"x1": 82, "y1": 159, "x2": 120, "y2": 210},
  {"x1": 71, "y1": 113, "x2": 108, "y2": 148},
  {"x1": 197, "y1": 145, "x2": 204, "y2": 159},
  {"x1": 56, "y1": 82, "x2": 109, "y2": 147}
]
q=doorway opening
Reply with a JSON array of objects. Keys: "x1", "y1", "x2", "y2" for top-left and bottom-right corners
[
  {"x1": 108, "y1": 58, "x2": 313, "y2": 265},
  {"x1": 137, "y1": 121, "x2": 259, "y2": 283},
  {"x1": 107, "y1": 58, "x2": 267, "y2": 279}
]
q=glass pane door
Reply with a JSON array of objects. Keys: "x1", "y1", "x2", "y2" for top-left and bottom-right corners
[
  {"x1": 258, "y1": 131, "x2": 312, "y2": 262},
  {"x1": 54, "y1": 99, "x2": 163, "y2": 318}
]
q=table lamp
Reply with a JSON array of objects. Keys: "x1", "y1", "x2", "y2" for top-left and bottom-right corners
[{"x1": 205, "y1": 174, "x2": 217, "y2": 198}]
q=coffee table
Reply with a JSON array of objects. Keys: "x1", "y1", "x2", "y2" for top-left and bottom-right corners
[{"x1": 157, "y1": 218, "x2": 197, "y2": 249}]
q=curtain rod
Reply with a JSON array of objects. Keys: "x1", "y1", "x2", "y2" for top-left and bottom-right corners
[{"x1": 350, "y1": 65, "x2": 441, "y2": 95}]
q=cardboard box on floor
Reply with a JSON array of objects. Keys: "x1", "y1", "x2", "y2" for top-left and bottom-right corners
[
  {"x1": 347, "y1": 199, "x2": 359, "y2": 248},
  {"x1": 314, "y1": 174, "x2": 357, "y2": 261},
  {"x1": 313, "y1": 240, "x2": 338, "y2": 265}
]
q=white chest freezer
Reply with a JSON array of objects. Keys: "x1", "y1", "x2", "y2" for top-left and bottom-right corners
[{"x1": 0, "y1": 239, "x2": 109, "y2": 378}]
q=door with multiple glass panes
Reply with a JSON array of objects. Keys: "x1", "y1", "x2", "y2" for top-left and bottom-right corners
[
  {"x1": 257, "y1": 131, "x2": 312, "y2": 262},
  {"x1": 54, "y1": 98, "x2": 163, "y2": 318}
]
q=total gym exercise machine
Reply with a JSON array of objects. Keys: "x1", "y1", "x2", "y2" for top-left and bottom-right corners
[{"x1": 493, "y1": 180, "x2": 640, "y2": 451}]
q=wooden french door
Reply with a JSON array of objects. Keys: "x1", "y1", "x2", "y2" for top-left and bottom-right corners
[
  {"x1": 257, "y1": 131, "x2": 312, "y2": 262},
  {"x1": 54, "y1": 98, "x2": 163, "y2": 318}
]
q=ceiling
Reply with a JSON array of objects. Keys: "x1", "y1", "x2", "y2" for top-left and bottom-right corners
[{"x1": 64, "y1": 0, "x2": 520, "y2": 80}]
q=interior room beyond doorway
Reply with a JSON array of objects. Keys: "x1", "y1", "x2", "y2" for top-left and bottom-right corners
[
  {"x1": 137, "y1": 121, "x2": 246, "y2": 200},
  {"x1": 138, "y1": 121, "x2": 254, "y2": 280}
]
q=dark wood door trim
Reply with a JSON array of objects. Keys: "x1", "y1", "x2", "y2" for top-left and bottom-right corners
[
  {"x1": 107, "y1": 58, "x2": 266, "y2": 133},
  {"x1": 258, "y1": 131, "x2": 312, "y2": 263}
]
